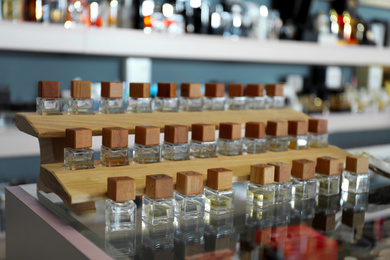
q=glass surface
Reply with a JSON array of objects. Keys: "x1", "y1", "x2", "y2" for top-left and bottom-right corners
[
  {"x1": 316, "y1": 173, "x2": 340, "y2": 196},
  {"x1": 142, "y1": 195, "x2": 174, "y2": 225},
  {"x1": 101, "y1": 146, "x2": 129, "y2": 167},
  {"x1": 133, "y1": 143, "x2": 161, "y2": 164},
  {"x1": 202, "y1": 97, "x2": 225, "y2": 111},
  {"x1": 217, "y1": 138, "x2": 243, "y2": 156},
  {"x1": 267, "y1": 136, "x2": 289, "y2": 152},
  {"x1": 190, "y1": 140, "x2": 217, "y2": 158},
  {"x1": 242, "y1": 137, "x2": 267, "y2": 154},
  {"x1": 289, "y1": 135, "x2": 308, "y2": 150},
  {"x1": 154, "y1": 97, "x2": 179, "y2": 112},
  {"x1": 275, "y1": 181, "x2": 292, "y2": 204},
  {"x1": 64, "y1": 147, "x2": 94, "y2": 170},
  {"x1": 204, "y1": 186, "x2": 234, "y2": 215},
  {"x1": 67, "y1": 98, "x2": 94, "y2": 114},
  {"x1": 246, "y1": 182, "x2": 275, "y2": 208},
  {"x1": 247, "y1": 96, "x2": 266, "y2": 109},
  {"x1": 292, "y1": 177, "x2": 317, "y2": 200},
  {"x1": 105, "y1": 200, "x2": 136, "y2": 231},
  {"x1": 308, "y1": 133, "x2": 328, "y2": 148},
  {"x1": 162, "y1": 142, "x2": 190, "y2": 161},
  {"x1": 316, "y1": 194, "x2": 340, "y2": 215},
  {"x1": 99, "y1": 98, "x2": 124, "y2": 114},
  {"x1": 341, "y1": 191, "x2": 368, "y2": 212},
  {"x1": 341, "y1": 170, "x2": 370, "y2": 193},
  {"x1": 126, "y1": 97, "x2": 152, "y2": 113},
  {"x1": 227, "y1": 96, "x2": 247, "y2": 110},
  {"x1": 36, "y1": 97, "x2": 61, "y2": 115},
  {"x1": 180, "y1": 97, "x2": 202, "y2": 112}
]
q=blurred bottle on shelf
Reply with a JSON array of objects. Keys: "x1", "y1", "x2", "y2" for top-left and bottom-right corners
[{"x1": 1, "y1": 0, "x2": 20, "y2": 20}]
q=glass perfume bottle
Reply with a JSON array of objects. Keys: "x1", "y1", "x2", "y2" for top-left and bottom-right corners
[
  {"x1": 341, "y1": 155, "x2": 370, "y2": 193},
  {"x1": 308, "y1": 118, "x2": 328, "y2": 148},
  {"x1": 190, "y1": 123, "x2": 217, "y2": 158},
  {"x1": 99, "y1": 81, "x2": 124, "y2": 114},
  {"x1": 142, "y1": 174, "x2": 175, "y2": 225},
  {"x1": 133, "y1": 125, "x2": 161, "y2": 164},
  {"x1": 64, "y1": 128, "x2": 94, "y2": 170},
  {"x1": 204, "y1": 168, "x2": 234, "y2": 215},
  {"x1": 174, "y1": 217, "x2": 205, "y2": 259},
  {"x1": 105, "y1": 176, "x2": 137, "y2": 231},
  {"x1": 266, "y1": 120, "x2": 289, "y2": 152},
  {"x1": 268, "y1": 161, "x2": 292, "y2": 204},
  {"x1": 180, "y1": 82, "x2": 202, "y2": 111},
  {"x1": 127, "y1": 82, "x2": 153, "y2": 113},
  {"x1": 315, "y1": 156, "x2": 340, "y2": 196},
  {"x1": 243, "y1": 121, "x2": 267, "y2": 154},
  {"x1": 227, "y1": 83, "x2": 247, "y2": 110},
  {"x1": 162, "y1": 124, "x2": 190, "y2": 161},
  {"x1": 142, "y1": 222, "x2": 174, "y2": 258},
  {"x1": 101, "y1": 127, "x2": 129, "y2": 167},
  {"x1": 203, "y1": 83, "x2": 226, "y2": 111},
  {"x1": 67, "y1": 80, "x2": 94, "y2": 114},
  {"x1": 217, "y1": 122, "x2": 243, "y2": 156},
  {"x1": 288, "y1": 120, "x2": 308, "y2": 150},
  {"x1": 246, "y1": 164, "x2": 275, "y2": 208},
  {"x1": 266, "y1": 83, "x2": 285, "y2": 109},
  {"x1": 36, "y1": 81, "x2": 62, "y2": 115},
  {"x1": 174, "y1": 171, "x2": 205, "y2": 219},
  {"x1": 246, "y1": 84, "x2": 266, "y2": 109},
  {"x1": 291, "y1": 159, "x2": 317, "y2": 200},
  {"x1": 154, "y1": 82, "x2": 179, "y2": 112}
]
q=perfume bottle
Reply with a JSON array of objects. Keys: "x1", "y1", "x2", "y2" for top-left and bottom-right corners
[
  {"x1": 142, "y1": 174, "x2": 175, "y2": 225},
  {"x1": 203, "y1": 83, "x2": 226, "y2": 111},
  {"x1": 162, "y1": 124, "x2": 190, "y2": 161},
  {"x1": 133, "y1": 125, "x2": 161, "y2": 164},
  {"x1": 67, "y1": 80, "x2": 94, "y2": 114},
  {"x1": 204, "y1": 168, "x2": 234, "y2": 214},
  {"x1": 155, "y1": 82, "x2": 179, "y2": 112},
  {"x1": 174, "y1": 171, "x2": 205, "y2": 219},
  {"x1": 267, "y1": 161, "x2": 292, "y2": 204},
  {"x1": 341, "y1": 155, "x2": 370, "y2": 193},
  {"x1": 266, "y1": 83, "x2": 285, "y2": 109},
  {"x1": 217, "y1": 122, "x2": 243, "y2": 156},
  {"x1": 288, "y1": 120, "x2": 308, "y2": 150},
  {"x1": 105, "y1": 176, "x2": 137, "y2": 231},
  {"x1": 308, "y1": 118, "x2": 328, "y2": 148},
  {"x1": 99, "y1": 81, "x2": 124, "y2": 114},
  {"x1": 64, "y1": 128, "x2": 94, "y2": 170},
  {"x1": 315, "y1": 156, "x2": 340, "y2": 196},
  {"x1": 190, "y1": 123, "x2": 217, "y2": 158},
  {"x1": 174, "y1": 218, "x2": 205, "y2": 259},
  {"x1": 101, "y1": 127, "x2": 129, "y2": 167},
  {"x1": 266, "y1": 120, "x2": 289, "y2": 152},
  {"x1": 180, "y1": 83, "x2": 202, "y2": 111},
  {"x1": 246, "y1": 84, "x2": 266, "y2": 109},
  {"x1": 246, "y1": 164, "x2": 275, "y2": 208},
  {"x1": 243, "y1": 121, "x2": 267, "y2": 154},
  {"x1": 36, "y1": 81, "x2": 62, "y2": 115},
  {"x1": 227, "y1": 83, "x2": 247, "y2": 110},
  {"x1": 291, "y1": 159, "x2": 317, "y2": 200},
  {"x1": 127, "y1": 82, "x2": 152, "y2": 113}
]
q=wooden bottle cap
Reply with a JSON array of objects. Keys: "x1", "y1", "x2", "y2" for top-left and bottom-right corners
[
  {"x1": 176, "y1": 171, "x2": 203, "y2": 195},
  {"x1": 206, "y1": 168, "x2": 233, "y2": 190},
  {"x1": 342, "y1": 209, "x2": 365, "y2": 228},
  {"x1": 313, "y1": 213, "x2": 335, "y2": 232},
  {"x1": 245, "y1": 121, "x2": 265, "y2": 139},
  {"x1": 266, "y1": 84, "x2": 284, "y2": 97},
  {"x1": 181, "y1": 83, "x2": 201, "y2": 98},
  {"x1": 250, "y1": 164, "x2": 275, "y2": 185},
  {"x1": 130, "y1": 83, "x2": 150, "y2": 98},
  {"x1": 157, "y1": 82, "x2": 177, "y2": 98},
  {"x1": 134, "y1": 125, "x2": 160, "y2": 146},
  {"x1": 145, "y1": 174, "x2": 173, "y2": 199},
  {"x1": 316, "y1": 156, "x2": 339, "y2": 176},
  {"x1": 205, "y1": 83, "x2": 225, "y2": 97},
  {"x1": 288, "y1": 120, "x2": 308, "y2": 136},
  {"x1": 38, "y1": 81, "x2": 60, "y2": 98},
  {"x1": 102, "y1": 127, "x2": 129, "y2": 148},
  {"x1": 308, "y1": 119, "x2": 328, "y2": 134},
  {"x1": 228, "y1": 84, "x2": 244, "y2": 97},
  {"x1": 65, "y1": 128, "x2": 92, "y2": 149},
  {"x1": 107, "y1": 176, "x2": 135, "y2": 202},
  {"x1": 266, "y1": 121, "x2": 288, "y2": 137},
  {"x1": 101, "y1": 82, "x2": 123, "y2": 98},
  {"x1": 164, "y1": 124, "x2": 189, "y2": 144},
  {"x1": 191, "y1": 123, "x2": 216, "y2": 142},
  {"x1": 246, "y1": 84, "x2": 264, "y2": 97},
  {"x1": 71, "y1": 81, "x2": 91, "y2": 98},
  {"x1": 345, "y1": 155, "x2": 369, "y2": 174},
  {"x1": 219, "y1": 122, "x2": 241, "y2": 140},
  {"x1": 268, "y1": 162, "x2": 291, "y2": 183},
  {"x1": 291, "y1": 159, "x2": 315, "y2": 180}
]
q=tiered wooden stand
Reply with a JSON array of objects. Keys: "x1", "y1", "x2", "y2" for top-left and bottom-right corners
[{"x1": 16, "y1": 109, "x2": 349, "y2": 215}]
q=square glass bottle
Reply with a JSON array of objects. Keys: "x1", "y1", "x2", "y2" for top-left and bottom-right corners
[
  {"x1": 99, "y1": 81, "x2": 124, "y2": 114},
  {"x1": 266, "y1": 84, "x2": 285, "y2": 109},
  {"x1": 155, "y1": 82, "x2": 179, "y2": 112},
  {"x1": 227, "y1": 83, "x2": 247, "y2": 110},
  {"x1": 243, "y1": 121, "x2": 267, "y2": 154},
  {"x1": 268, "y1": 161, "x2": 292, "y2": 204},
  {"x1": 142, "y1": 174, "x2": 175, "y2": 225},
  {"x1": 341, "y1": 155, "x2": 370, "y2": 193},
  {"x1": 266, "y1": 120, "x2": 289, "y2": 152},
  {"x1": 162, "y1": 124, "x2": 190, "y2": 161},
  {"x1": 105, "y1": 177, "x2": 137, "y2": 231},
  {"x1": 308, "y1": 118, "x2": 328, "y2": 148},
  {"x1": 246, "y1": 164, "x2": 276, "y2": 208},
  {"x1": 288, "y1": 120, "x2": 308, "y2": 150},
  {"x1": 203, "y1": 83, "x2": 226, "y2": 111},
  {"x1": 180, "y1": 83, "x2": 202, "y2": 111},
  {"x1": 36, "y1": 81, "x2": 62, "y2": 115},
  {"x1": 217, "y1": 122, "x2": 243, "y2": 156},
  {"x1": 64, "y1": 128, "x2": 94, "y2": 170},
  {"x1": 67, "y1": 80, "x2": 94, "y2": 114},
  {"x1": 291, "y1": 159, "x2": 317, "y2": 200},
  {"x1": 174, "y1": 171, "x2": 205, "y2": 219},
  {"x1": 246, "y1": 84, "x2": 266, "y2": 109},
  {"x1": 316, "y1": 156, "x2": 340, "y2": 196},
  {"x1": 101, "y1": 127, "x2": 129, "y2": 167},
  {"x1": 204, "y1": 168, "x2": 234, "y2": 215},
  {"x1": 127, "y1": 82, "x2": 152, "y2": 113},
  {"x1": 133, "y1": 125, "x2": 161, "y2": 164},
  {"x1": 190, "y1": 123, "x2": 217, "y2": 158}
]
